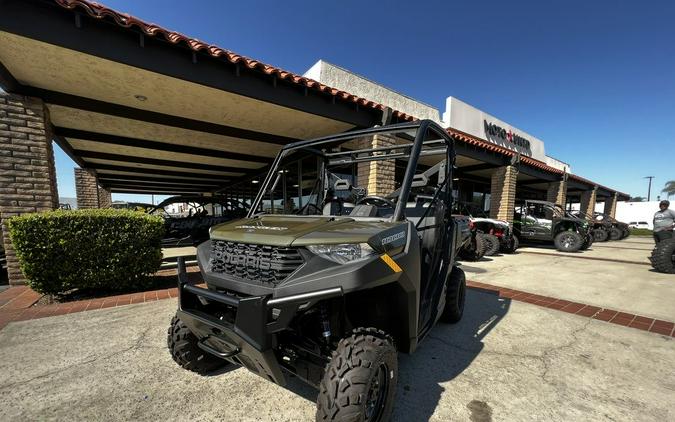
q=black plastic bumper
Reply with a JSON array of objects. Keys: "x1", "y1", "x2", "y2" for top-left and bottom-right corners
[{"x1": 175, "y1": 257, "x2": 342, "y2": 385}]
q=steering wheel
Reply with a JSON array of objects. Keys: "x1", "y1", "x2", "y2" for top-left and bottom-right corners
[{"x1": 356, "y1": 196, "x2": 396, "y2": 209}]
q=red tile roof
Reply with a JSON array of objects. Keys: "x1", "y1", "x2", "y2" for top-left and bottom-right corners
[
  {"x1": 52, "y1": 1, "x2": 627, "y2": 198},
  {"x1": 53, "y1": 0, "x2": 416, "y2": 122}
]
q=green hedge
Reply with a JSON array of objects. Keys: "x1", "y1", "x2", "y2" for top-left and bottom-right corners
[{"x1": 8, "y1": 209, "x2": 165, "y2": 295}]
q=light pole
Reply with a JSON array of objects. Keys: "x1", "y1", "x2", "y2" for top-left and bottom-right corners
[{"x1": 644, "y1": 176, "x2": 654, "y2": 201}]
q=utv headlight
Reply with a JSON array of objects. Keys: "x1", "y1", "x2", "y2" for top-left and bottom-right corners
[{"x1": 306, "y1": 243, "x2": 376, "y2": 265}]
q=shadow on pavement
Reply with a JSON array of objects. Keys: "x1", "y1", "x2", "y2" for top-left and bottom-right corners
[
  {"x1": 519, "y1": 242, "x2": 583, "y2": 253},
  {"x1": 227, "y1": 289, "x2": 511, "y2": 414},
  {"x1": 393, "y1": 289, "x2": 511, "y2": 421},
  {"x1": 459, "y1": 264, "x2": 489, "y2": 274}
]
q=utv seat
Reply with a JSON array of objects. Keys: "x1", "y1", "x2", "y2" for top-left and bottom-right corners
[
  {"x1": 405, "y1": 200, "x2": 438, "y2": 255},
  {"x1": 322, "y1": 201, "x2": 355, "y2": 216}
]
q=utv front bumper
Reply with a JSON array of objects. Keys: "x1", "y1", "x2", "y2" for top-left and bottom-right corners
[{"x1": 175, "y1": 258, "x2": 342, "y2": 385}]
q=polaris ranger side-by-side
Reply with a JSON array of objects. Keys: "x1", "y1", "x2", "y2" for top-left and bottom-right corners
[
  {"x1": 167, "y1": 120, "x2": 466, "y2": 421},
  {"x1": 513, "y1": 200, "x2": 593, "y2": 252}
]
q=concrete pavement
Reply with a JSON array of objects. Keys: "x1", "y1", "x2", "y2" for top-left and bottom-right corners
[
  {"x1": 463, "y1": 237, "x2": 675, "y2": 321},
  {"x1": 0, "y1": 291, "x2": 672, "y2": 421}
]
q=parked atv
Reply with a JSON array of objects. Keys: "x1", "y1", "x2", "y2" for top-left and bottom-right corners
[
  {"x1": 570, "y1": 211, "x2": 612, "y2": 242},
  {"x1": 593, "y1": 212, "x2": 630, "y2": 240},
  {"x1": 456, "y1": 219, "x2": 487, "y2": 262},
  {"x1": 650, "y1": 237, "x2": 675, "y2": 273},
  {"x1": 454, "y1": 202, "x2": 518, "y2": 256},
  {"x1": 167, "y1": 120, "x2": 466, "y2": 421},
  {"x1": 513, "y1": 200, "x2": 593, "y2": 252}
]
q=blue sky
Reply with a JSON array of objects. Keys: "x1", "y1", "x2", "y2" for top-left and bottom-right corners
[{"x1": 55, "y1": 0, "x2": 675, "y2": 202}]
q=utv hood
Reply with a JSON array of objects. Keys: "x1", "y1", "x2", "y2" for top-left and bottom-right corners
[{"x1": 209, "y1": 215, "x2": 399, "y2": 247}]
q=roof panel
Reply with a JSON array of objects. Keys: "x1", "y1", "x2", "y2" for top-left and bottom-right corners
[
  {"x1": 67, "y1": 138, "x2": 265, "y2": 169},
  {"x1": 82, "y1": 158, "x2": 241, "y2": 177},
  {"x1": 48, "y1": 105, "x2": 283, "y2": 157}
]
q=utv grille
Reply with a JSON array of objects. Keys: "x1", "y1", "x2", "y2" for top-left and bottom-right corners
[{"x1": 210, "y1": 241, "x2": 304, "y2": 285}]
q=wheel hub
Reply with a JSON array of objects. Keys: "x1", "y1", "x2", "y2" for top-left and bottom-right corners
[
  {"x1": 365, "y1": 363, "x2": 389, "y2": 421},
  {"x1": 562, "y1": 234, "x2": 574, "y2": 248}
]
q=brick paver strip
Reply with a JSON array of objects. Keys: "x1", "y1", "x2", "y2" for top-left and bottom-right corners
[
  {"x1": 0, "y1": 272, "x2": 673, "y2": 339},
  {"x1": 518, "y1": 250, "x2": 650, "y2": 266},
  {"x1": 465, "y1": 280, "x2": 675, "y2": 338},
  {"x1": 0, "y1": 286, "x2": 178, "y2": 330}
]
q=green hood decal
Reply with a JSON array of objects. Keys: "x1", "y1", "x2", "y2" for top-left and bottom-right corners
[{"x1": 209, "y1": 215, "x2": 399, "y2": 247}]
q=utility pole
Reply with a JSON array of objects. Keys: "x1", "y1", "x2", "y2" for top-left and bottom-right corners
[{"x1": 644, "y1": 176, "x2": 654, "y2": 201}]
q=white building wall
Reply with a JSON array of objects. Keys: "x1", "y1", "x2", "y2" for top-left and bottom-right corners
[
  {"x1": 615, "y1": 201, "x2": 661, "y2": 229},
  {"x1": 442, "y1": 97, "x2": 571, "y2": 172},
  {"x1": 303, "y1": 60, "x2": 440, "y2": 122},
  {"x1": 305, "y1": 61, "x2": 572, "y2": 172},
  {"x1": 545, "y1": 156, "x2": 572, "y2": 173},
  {"x1": 569, "y1": 200, "x2": 660, "y2": 228}
]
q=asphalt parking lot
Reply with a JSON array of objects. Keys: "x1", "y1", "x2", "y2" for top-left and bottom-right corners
[{"x1": 0, "y1": 238, "x2": 673, "y2": 421}]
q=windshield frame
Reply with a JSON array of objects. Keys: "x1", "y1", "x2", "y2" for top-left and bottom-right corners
[{"x1": 246, "y1": 120, "x2": 453, "y2": 221}]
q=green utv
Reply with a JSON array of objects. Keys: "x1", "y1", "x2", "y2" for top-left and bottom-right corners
[
  {"x1": 513, "y1": 200, "x2": 593, "y2": 252},
  {"x1": 168, "y1": 120, "x2": 466, "y2": 421}
]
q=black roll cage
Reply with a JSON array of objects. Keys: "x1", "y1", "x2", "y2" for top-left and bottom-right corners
[{"x1": 247, "y1": 120, "x2": 455, "y2": 222}]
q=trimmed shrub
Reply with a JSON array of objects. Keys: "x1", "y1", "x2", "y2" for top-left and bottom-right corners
[{"x1": 8, "y1": 209, "x2": 165, "y2": 295}]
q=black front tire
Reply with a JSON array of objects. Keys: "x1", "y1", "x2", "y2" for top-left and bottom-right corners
[
  {"x1": 482, "y1": 234, "x2": 500, "y2": 256},
  {"x1": 593, "y1": 228, "x2": 609, "y2": 242},
  {"x1": 458, "y1": 234, "x2": 485, "y2": 261},
  {"x1": 580, "y1": 234, "x2": 593, "y2": 250},
  {"x1": 650, "y1": 239, "x2": 675, "y2": 273},
  {"x1": 167, "y1": 314, "x2": 228, "y2": 374},
  {"x1": 316, "y1": 328, "x2": 397, "y2": 422},
  {"x1": 609, "y1": 227, "x2": 622, "y2": 241},
  {"x1": 441, "y1": 266, "x2": 466, "y2": 323},
  {"x1": 501, "y1": 235, "x2": 519, "y2": 254},
  {"x1": 554, "y1": 231, "x2": 583, "y2": 252}
]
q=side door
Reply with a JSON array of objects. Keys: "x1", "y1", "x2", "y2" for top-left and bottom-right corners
[
  {"x1": 528, "y1": 203, "x2": 554, "y2": 240},
  {"x1": 414, "y1": 129, "x2": 454, "y2": 336},
  {"x1": 516, "y1": 203, "x2": 539, "y2": 240}
]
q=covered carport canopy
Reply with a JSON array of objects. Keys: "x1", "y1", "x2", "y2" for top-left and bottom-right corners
[{"x1": 0, "y1": 0, "x2": 413, "y2": 195}]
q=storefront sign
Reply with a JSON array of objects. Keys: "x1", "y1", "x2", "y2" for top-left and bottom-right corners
[
  {"x1": 443, "y1": 96, "x2": 570, "y2": 171},
  {"x1": 483, "y1": 120, "x2": 532, "y2": 154}
]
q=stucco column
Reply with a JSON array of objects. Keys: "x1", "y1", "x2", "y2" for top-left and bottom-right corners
[
  {"x1": 75, "y1": 168, "x2": 102, "y2": 209},
  {"x1": 0, "y1": 93, "x2": 59, "y2": 285},
  {"x1": 603, "y1": 193, "x2": 618, "y2": 218},
  {"x1": 580, "y1": 187, "x2": 598, "y2": 217},
  {"x1": 356, "y1": 134, "x2": 396, "y2": 196},
  {"x1": 489, "y1": 165, "x2": 518, "y2": 223}
]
